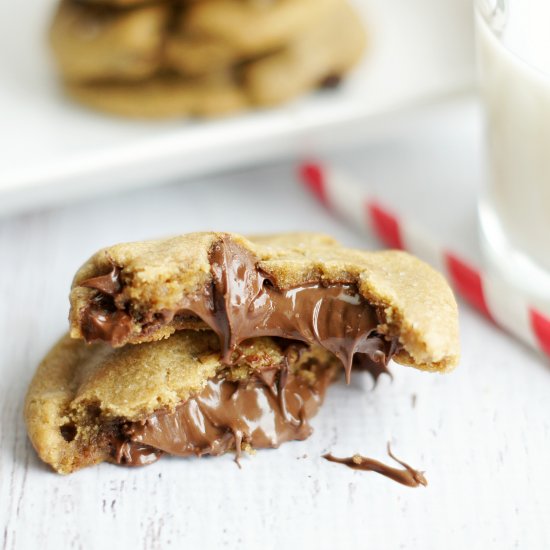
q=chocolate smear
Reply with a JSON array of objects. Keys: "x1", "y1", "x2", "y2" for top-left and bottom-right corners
[
  {"x1": 323, "y1": 444, "x2": 427, "y2": 488},
  {"x1": 111, "y1": 361, "x2": 336, "y2": 467}
]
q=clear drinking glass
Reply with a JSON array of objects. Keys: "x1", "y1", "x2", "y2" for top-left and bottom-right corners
[{"x1": 476, "y1": 0, "x2": 550, "y2": 304}]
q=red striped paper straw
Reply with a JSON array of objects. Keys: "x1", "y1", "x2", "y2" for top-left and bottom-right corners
[{"x1": 299, "y1": 161, "x2": 550, "y2": 358}]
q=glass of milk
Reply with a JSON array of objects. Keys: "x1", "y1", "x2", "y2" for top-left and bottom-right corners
[{"x1": 477, "y1": 0, "x2": 550, "y2": 302}]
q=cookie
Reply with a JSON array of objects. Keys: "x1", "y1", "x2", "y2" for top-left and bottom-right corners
[
  {"x1": 163, "y1": 33, "x2": 240, "y2": 77},
  {"x1": 165, "y1": 0, "x2": 347, "y2": 77},
  {"x1": 50, "y1": 0, "x2": 168, "y2": 82},
  {"x1": 244, "y1": 1, "x2": 366, "y2": 106},
  {"x1": 183, "y1": 0, "x2": 342, "y2": 57},
  {"x1": 71, "y1": 0, "x2": 159, "y2": 6},
  {"x1": 65, "y1": 73, "x2": 247, "y2": 118},
  {"x1": 25, "y1": 331, "x2": 340, "y2": 473},
  {"x1": 69, "y1": 232, "x2": 460, "y2": 376},
  {"x1": 49, "y1": 0, "x2": 367, "y2": 117},
  {"x1": 88, "y1": 1, "x2": 365, "y2": 117}
]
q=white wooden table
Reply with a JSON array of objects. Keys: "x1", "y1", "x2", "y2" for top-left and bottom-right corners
[{"x1": 1, "y1": 98, "x2": 549, "y2": 549}]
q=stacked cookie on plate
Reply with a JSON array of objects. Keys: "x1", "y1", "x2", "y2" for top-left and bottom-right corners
[
  {"x1": 49, "y1": 0, "x2": 367, "y2": 118},
  {"x1": 25, "y1": 232, "x2": 459, "y2": 473}
]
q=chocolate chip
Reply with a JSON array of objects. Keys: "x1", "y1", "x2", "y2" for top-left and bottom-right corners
[
  {"x1": 319, "y1": 74, "x2": 342, "y2": 89},
  {"x1": 60, "y1": 423, "x2": 77, "y2": 442}
]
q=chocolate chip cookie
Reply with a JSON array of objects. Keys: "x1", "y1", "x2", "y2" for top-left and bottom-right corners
[
  {"x1": 49, "y1": 0, "x2": 367, "y2": 118},
  {"x1": 69, "y1": 232, "x2": 459, "y2": 375},
  {"x1": 25, "y1": 331, "x2": 340, "y2": 473}
]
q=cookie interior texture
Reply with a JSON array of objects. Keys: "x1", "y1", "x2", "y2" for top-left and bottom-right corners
[
  {"x1": 69, "y1": 232, "x2": 460, "y2": 374},
  {"x1": 49, "y1": 0, "x2": 367, "y2": 117},
  {"x1": 25, "y1": 332, "x2": 341, "y2": 474}
]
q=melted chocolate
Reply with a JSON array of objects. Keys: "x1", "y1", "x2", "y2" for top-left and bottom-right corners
[
  {"x1": 319, "y1": 74, "x2": 342, "y2": 89},
  {"x1": 112, "y1": 362, "x2": 334, "y2": 467},
  {"x1": 79, "y1": 265, "x2": 134, "y2": 342},
  {"x1": 79, "y1": 236, "x2": 397, "y2": 381},
  {"x1": 81, "y1": 266, "x2": 121, "y2": 295},
  {"x1": 323, "y1": 444, "x2": 427, "y2": 487}
]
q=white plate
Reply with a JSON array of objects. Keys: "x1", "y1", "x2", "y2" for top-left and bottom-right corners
[{"x1": 0, "y1": 0, "x2": 474, "y2": 215}]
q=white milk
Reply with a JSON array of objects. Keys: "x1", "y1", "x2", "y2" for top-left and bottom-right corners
[{"x1": 477, "y1": 1, "x2": 550, "y2": 287}]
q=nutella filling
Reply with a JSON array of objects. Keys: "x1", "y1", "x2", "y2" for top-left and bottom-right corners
[
  {"x1": 111, "y1": 360, "x2": 335, "y2": 467},
  {"x1": 323, "y1": 445, "x2": 428, "y2": 487},
  {"x1": 80, "y1": 236, "x2": 397, "y2": 382},
  {"x1": 81, "y1": 271, "x2": 134, "y2": 344}
]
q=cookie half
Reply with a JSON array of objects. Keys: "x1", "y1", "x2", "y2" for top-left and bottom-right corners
[
  {"x1": 25, "y1": 331, "x2": 341, "y2": 473},
  {"x1": 69, "y1": 232, "x2": 460, "y2": 377}
]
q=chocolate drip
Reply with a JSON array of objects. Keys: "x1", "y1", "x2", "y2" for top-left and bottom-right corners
[
  {"x1": 112, "y1": 362, "x2": 335, "y2": 467},
  {"x1": 114, "y1": 440, "x2": 162, "y2": 467},
  {"x1": 79, "y1": 236, "x2": 398, "y2": 380},
  {"x1": 353, "y1": 337, "x2": 396, "y2": 384},
  {"x1": 81, "y1": 265, "x2": 122, "y2": 295},
  {"x1": 323, "y1": 444, "x2": 427, "y2": 488}
]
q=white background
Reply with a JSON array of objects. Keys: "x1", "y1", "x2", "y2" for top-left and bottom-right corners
[{"x1": 1, "y1": 96, "x2": 550, "y2": 549}]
